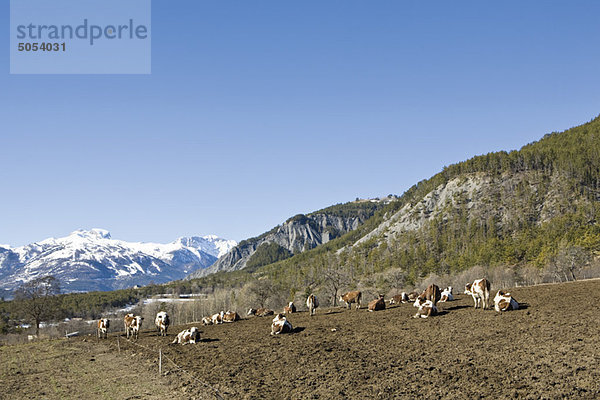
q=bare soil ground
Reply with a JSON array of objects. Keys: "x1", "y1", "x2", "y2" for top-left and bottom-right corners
[{"x1": 2, "y1": 279, "x2": 600, "y2": 399}]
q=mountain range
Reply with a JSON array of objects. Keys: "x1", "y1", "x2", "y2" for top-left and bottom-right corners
[
  {"x1": 184, "y1": 115, "x2": 600, "y2": 296},
  {"x1": 0, "y1": 229, "x2": 236, "y2": 297}
]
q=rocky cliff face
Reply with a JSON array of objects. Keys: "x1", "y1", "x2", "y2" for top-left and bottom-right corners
[
  {"x1": 188, "y1": 207, "x2": 376, "y2": 278},
  {"x1": 354, "y1": 170, "x2": 583, "y2": 248}
]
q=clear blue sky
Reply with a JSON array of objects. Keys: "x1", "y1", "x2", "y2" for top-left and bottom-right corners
[{"x1": 2, "y1": 1, "x2": 600, "y2": 246}]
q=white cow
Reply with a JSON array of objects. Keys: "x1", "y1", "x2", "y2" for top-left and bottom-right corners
[
  {"x1": 172, "y1": 327, "x2": 200, "y2": 345},
  {"x1": 494, "y1": 290, "x2": 519, "y2": 312},
  {"x1": 271, "y1": 314, "x2": 293, "y2": 335},
  {"x1": 155, "y1": 311, "x2": 170, "y2": 336},
  {"x1": 124, "y1": 314, "x2": 143, "y2": 340},
  {"x1": 306, "y1": 294, "x2": 319, "y2": 316},
  {"x1": 413, "y1": 298, "x2": 438, "y2": 319},
  {"x1": 439, "y1": 287, "x2": 454, "y2": 302},
  {"x1": 97, "y1": 318, "x2": 109, "y2": 339},
  {"x1": 465, "y1": 278, "x2": 491, "y2": 309}
]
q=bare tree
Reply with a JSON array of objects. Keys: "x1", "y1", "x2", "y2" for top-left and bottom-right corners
[
  {"x1": 245, "y1": 279, "x2": 274, "y2": 308},
  {"x1": 322, "y1": 263, "x2": 350, "y2": 307},
  {"x1": 555, "y1": 245, "x2": 590, "y2": 281},
  {"x1": 14, "y1": 276, "x2": 61, "y2": 336}
]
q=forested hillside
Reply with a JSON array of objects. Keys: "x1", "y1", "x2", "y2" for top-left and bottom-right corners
[{"x1": 247, "y1": 115, "x2": 600, "y2": 300}]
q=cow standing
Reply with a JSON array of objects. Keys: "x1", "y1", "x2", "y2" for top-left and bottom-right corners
[
  {"x1": 307, "y1": 294, "x2": 319, "y2": 316},
  {"x1": 123, "y1": 314, "x2": 143, "y2": 340},
  {"x1": 155, "y1": 311, "x2": 170, "y2": 336},
  {"x1": 340, "y1": 291, "x2": 362, "y2": 310},
  {"x1": 97, "y1": 318, "x2": 109, "y2": 339},
  {"x1": 418, "y1": 284, "x2": 441, "y2": 306},
  {"x1": 465, "y1": 278, "x2": 491, "y2": 309}
]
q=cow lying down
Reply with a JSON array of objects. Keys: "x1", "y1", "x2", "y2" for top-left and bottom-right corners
[
  {"x1": 172, "y1": 327, "x2": 200, "y2": 344},
  {"x1": 271, "y1": 314, "x2": 293, "y2": 335},
  {"x1": 413, "y1": 298, "x2": 438, "y2": 319},
  {"x1": 494, "y1": 290, "x2": 519, "y2": 312}
]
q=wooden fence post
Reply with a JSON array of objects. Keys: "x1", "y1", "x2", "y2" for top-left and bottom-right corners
[{"x1": 159, "y1": 348, "x2": 162, "y2": 376}]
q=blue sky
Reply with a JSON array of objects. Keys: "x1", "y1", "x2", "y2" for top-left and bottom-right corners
[{"x1": 2, "y1": 1, "x2": 600, "y2": 246}]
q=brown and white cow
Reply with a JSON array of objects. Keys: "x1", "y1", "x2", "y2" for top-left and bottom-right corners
[
  {"x1": 368, "y1": 294, "x2": 386, "y2": 312},
  {"x1": 270, "y1": 313, "x2": 293, "y2": 335},
  {"x1": 155, "y1": 311, "x2": 170, "y2": 336},
  {"x1": 307, "y1": 294, "x2": 319, "y2": 316},
  {"x1": 417, "y1": 284, "x2": 441, "y2": 306},
  {"x1": 340, "y1": 291, "x2": 362, "y2": 310},
  {"x1": 212, "y1": 311, "x2": 225, "y2": 324},
  {"x1": 223, "y1": 311, "x2": 240, "y2": 323},
  {"x1": 123, "y1": 313, "x2": 143, "y2": 340},
  {"x1": 465, "y1": 278, "x2": 491, "y2": 309},
  {"x1": 413, "y1": 298, "x2": 438, "y2": 319},
  {"x1": 247, "y1": 308, "x2": 274, "y2": 317},
  {"x1": 172, "y1": 327, "x2": 200, "y2": 345},
  {"x1": 407, "y1": 291, "x2": 420, "y2": 302},
  {"x1": 494, "y1": 290, "x2": 519, "y2": 312},
  {"x1": 283, "y1": 302, "x2": 297, "y2": 314},
  {"x1": 97, "y1": 318, "x2": 109, "y2": 339},
  {"x1": 389, "y1": 292, "x2": 410, "y2": 305},
  {"x1": 439, "y1": 287, "x2": 454, "y2": 302},
  {"x1": 202, "y1": 316, "x2": 213, "y2": 326}
]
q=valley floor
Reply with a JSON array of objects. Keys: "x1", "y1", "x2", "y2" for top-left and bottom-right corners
[{"x1": 2, "y1": 279, "x2": 600, "y2": 399}]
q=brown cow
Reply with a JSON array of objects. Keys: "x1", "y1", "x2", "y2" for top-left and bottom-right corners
[
  {"x1": 417, "y1": 284, "x2": 441, "y2": 306},
  {"x1": 247, "y1": 308, "x2": 274, "y2": 317},
  {"x1": 368, "y1": 294, "x2": 386, "y2": 312},
  {"x1": 389, "y1": 292, "x2": 410, "y2": 305},
  {"x1": 407, "y1": 292, "x2": 419, "y2": 302},
  {"x1": 340, "y1": 291, "x2": 362, "y2": 310},
  {"x1": 223, "y1": 311, "x2": 240, "y2": 322}
]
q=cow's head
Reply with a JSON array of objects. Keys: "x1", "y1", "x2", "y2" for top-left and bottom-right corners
[{"x1": 464, "y1": 283, "x2": 473, "y2": 295}]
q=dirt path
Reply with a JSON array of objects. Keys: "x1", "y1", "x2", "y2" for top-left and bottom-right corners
[{"x1": 2, "y1": 279, "x2": 600, "y2": 399}]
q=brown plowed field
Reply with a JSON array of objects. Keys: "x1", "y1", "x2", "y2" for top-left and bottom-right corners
[{"x1": 2, "y1": 279, "x2": 600, "y2": 399}]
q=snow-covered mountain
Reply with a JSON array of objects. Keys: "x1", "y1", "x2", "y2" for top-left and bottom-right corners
[{"x1": 0, "y1": 229, "x2": 236, "y2": 297}]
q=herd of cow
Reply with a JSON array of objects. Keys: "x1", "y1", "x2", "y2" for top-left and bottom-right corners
[{"x1": 95, "y1": 277, "x2": 520, "y2": 344}]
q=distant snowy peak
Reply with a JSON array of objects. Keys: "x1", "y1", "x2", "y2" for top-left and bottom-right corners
[{"x1": 0, "y1": 229, "x2": 237, "y2": 295}]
